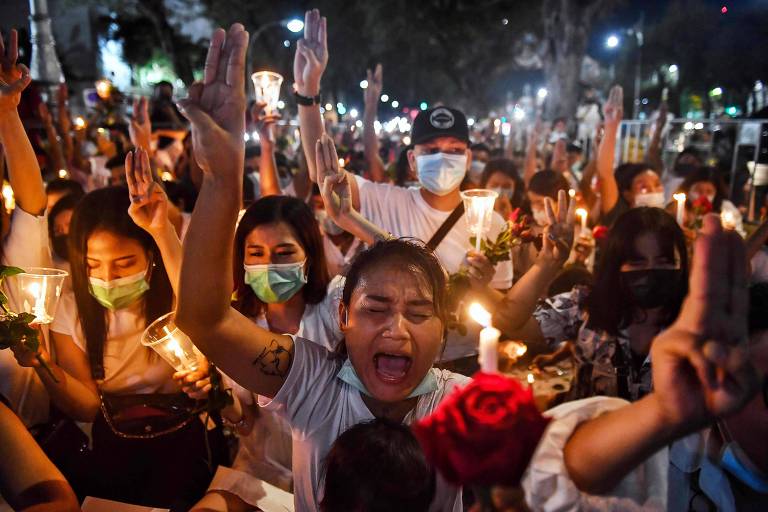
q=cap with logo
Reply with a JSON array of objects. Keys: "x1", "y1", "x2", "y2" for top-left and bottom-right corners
[{"x1": 411, "y1": 107, "x2": 470, "y2": 145}]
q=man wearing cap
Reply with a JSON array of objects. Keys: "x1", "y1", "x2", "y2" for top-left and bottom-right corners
[{"x1": 293, "y1": 10, "x2": 512, "y2": 361}]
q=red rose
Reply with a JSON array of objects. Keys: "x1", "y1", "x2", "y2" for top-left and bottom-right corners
[
  {"x1": 692, "y1": 196, "x2": 713, "y2": 215},
  {"x1": 592, "y1": 225, "x2": 609, "y2": 240},
  {"x1": 412, "y1": 372, "x2": 550, "y2": 487},
  {"x1": 509, "y1": 208, "x2": 522, "y2": 223}
]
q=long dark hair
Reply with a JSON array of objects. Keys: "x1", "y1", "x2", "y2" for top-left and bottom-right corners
[
  {"x1": 68, "y1": 187, "x2": 173, "y2": 379},
  {"x1": 585, "y1": 207, "x2": 688, "y2": 335},
  {"x1": 233, "y1": 195, "x2": 329, "y2": 317}
]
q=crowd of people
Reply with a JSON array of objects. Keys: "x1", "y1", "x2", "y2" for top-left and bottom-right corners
[{"x1": 0, "y1": 8, "x2": 766, "y2": 512}]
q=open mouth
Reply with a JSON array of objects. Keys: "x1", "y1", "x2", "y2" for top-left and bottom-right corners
[{"x1": 374, "y1": 353, "x2": 412, "y2": 383}]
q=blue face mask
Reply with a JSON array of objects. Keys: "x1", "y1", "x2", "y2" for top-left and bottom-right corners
[
  {"x1": 336, "y1": 358, "x2": 438, "y2": 399},
  {"x1": 244, "y1": 260, "x2": 307, "y2": 304},
  {"x1": 416, "y1": 152, "x2": 467, "y2": 196}
]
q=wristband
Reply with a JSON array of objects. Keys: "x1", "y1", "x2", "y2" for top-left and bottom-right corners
[{"x1": 294, "y1": 89, "x2": 321, "y2": 106}]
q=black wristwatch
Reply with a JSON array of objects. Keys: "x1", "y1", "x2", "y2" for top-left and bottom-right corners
[{"x1": 294, "y1": 89, "x2": 321, "y2": 106}]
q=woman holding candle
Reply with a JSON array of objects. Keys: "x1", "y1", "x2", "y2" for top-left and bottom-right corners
[
  {"x1": 498, "y1": 207, "x2": 689, "y2": 402},
  {"x1": 676, "y1": 166, "x2": 745, "y2": 236},
  {"x1": 13, "y1": 150, "x2": 224, "y2": 508},
  {"x1": 0, "y1": 29, "x2": 59, "y2": 429}
]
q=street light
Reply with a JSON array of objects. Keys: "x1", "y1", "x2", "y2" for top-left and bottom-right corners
[
  {"x1": 391, "y1": 100, "x2": 399, "y2": 108},
  {"x1": 285, "y1": 19, "x2": 304, "y2": 33},
  {"x1": 381, "y1": 94, "x2": 389, "y2": 102},
  {"x1": 537, "y1": 88, "x2": 548, "y2": 99},
  {"x1": 360, "y1": 80, "x2": 369, "y2": 89},
  {"x1": 605, "y1": 34, "x2": 620, "y2": 49},
  {"x1": 668, "y1": 64, "x2": 678, "y2": 74}
]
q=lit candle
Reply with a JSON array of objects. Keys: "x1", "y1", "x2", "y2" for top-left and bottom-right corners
[
  {"x1": 721, "y1": 210, "x2": 736, "y2": 230},
  {"x1": 469, "y1": 303, "x2": 499, "y2": 373},
  {"x1": 568, "y1": 188, "x2": 576, "y2": 199},
  {"x1": 673, "y1": 193, "x2": 686, "y2": 226},
  {"x1": 527, "y1": 372, "x2": 535, "y2": 385},
  {"x1": 338, "y1": 157, "x2": 345, "y2": 168},
  {"x1": 576, "y1": 207, "x2": 588, "y2": 236},
  {"x1": 460, "y1": 189, "x2": 499, "y2": 253},
  {"x1": 74, "y1": 116, "x2": 86, "y2": 129}
]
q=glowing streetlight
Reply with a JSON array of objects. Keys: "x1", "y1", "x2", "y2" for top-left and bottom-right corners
[
  {"x1": 360, "y1": 79, "x2": 369, "y2": 89},
  {"x1": 537, "y1": 88, "x2": 548, "y2": 100},
  {"x1": 606, "y1": 34, "x2": 620, "y2": 48},
  {"x1": 668, "y1": 64, "x2": 678, "y2": 74},
  {"x1": 419, "y1": 102, "x2": 428, "y2": 110},
  {"x1": 381, "y1": 94, "x2": 389, "y2": 102},
  {"x1": 391, "y1": 100, "x2": 399, "y2": 108},
  {"x1": 285, "y1": 19, "x2": 304, "y2": 33}
]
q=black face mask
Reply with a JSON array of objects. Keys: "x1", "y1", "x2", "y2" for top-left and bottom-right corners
[
  {"x1": 621, "y1": 269, "x2": 683, "y2": 310},
  {"x1": 52, "y1": 234, "x2": 69, "y2": 261}
]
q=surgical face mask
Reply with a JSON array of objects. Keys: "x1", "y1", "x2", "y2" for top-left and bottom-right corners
[
  {"x1": 620, "y1": 269, "x2": 683, "y2": 309},
  {"x1": 337, "y1": 358, "x2": 438, "y2": 399},
  {"x1": 532, "y1": 208, "x2": 549, "y2": 227},
  {"x1": 468, "y1": 160, "x2": 485, "y2": 183},
  {"x1": 315, "y1": 209, "x2": 344, "y2": 236},
  {"x1": 633, "y1": 191, "x2": 666, "y2": 209},
  {"x1": 718, "y1": 423, "x2": 768, "y2": 493},
  {"x1": 244, "y1": 260, "x2": 307, "y2": 304},
  {"x1": 490, "y1": 187, "x2": 514, "y2": 201},
  {"x1": 52, "y1": 234, "x2": 69, "y2": 261},
  {"x1": 416, "y1": 152, "x2": 467, "y2": 196},
  {"x1": 89, "y1": 270, "x2": 150, "y2": 310}
]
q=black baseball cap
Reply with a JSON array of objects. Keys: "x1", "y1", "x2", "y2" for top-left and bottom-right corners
[{"x1": 411, "y1": 107, "x2": 470, "y2": 145}]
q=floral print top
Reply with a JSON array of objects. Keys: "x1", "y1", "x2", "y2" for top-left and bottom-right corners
[{"x1": 532, "y1": 286, "x2": 653, "y2": 401}]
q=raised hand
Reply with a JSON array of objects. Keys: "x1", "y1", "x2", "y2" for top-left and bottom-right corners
[
  {"x1": 38, "y1": 102, "x2": 53, "y2": 127},
  {"x1": 539, "y1": 189, "x2": 576, "y2": 267},
  {"x1": 650, "y1": 214, "x2": 758, "y2": 432},
  {"x1": 129, "y1": 96, "x2": 152, "y2": 153},
  {"x1": 126, "y1": 148, "x2": 169, "y2": 235},
  {"x1": 550, "y1": 138, "x2": 568, "y2": 173},
  {"x1": 364, "y1": 63, "x2": 382, "y2": 110},
  {"x1": 603, "y1": 85, "x2": 623, "y2": 131},
  {"x1": 0, "y1": 30, "x2": 31, "y2": 113},
  {"x1": 177, "y1": 24, "x2": 249, "y2": 181},
  {"x1": 316, "y1": 133, "x2": 351, "y2": 219},
  {"x1": 250, "y1": 101, "x2": 281, "y2": 145},
  {"x1": 293, "y1": 9, "x2": 328, "y2": 96}
]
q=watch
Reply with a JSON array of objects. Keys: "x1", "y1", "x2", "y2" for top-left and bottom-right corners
[{"x1": 294, "y1": 89, "x2": 321, "y2": 106}]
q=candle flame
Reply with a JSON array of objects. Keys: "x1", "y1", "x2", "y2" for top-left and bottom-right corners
[
  {"x1": 673, "y1": 193, "x2": 686, "y2": 202},
  {"x1": 576, "y1": 207, "x2": 587, "y2": 218},
  {"x1": 568, "y1": 189, "x2": 576, "y2": 198},
  {"x1": 468, "y1": 302, "x2": 492, "y2": 328},
  {"x1": 74, "y1": 116, "x2": 86, "y2": 129},
  {"x1": 527, "y1": 372, "x2": 535, "y2": 384}
]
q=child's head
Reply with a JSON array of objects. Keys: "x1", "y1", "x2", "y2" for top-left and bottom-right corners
[{"x1": 321, "y1": 418, "x2": 435, "y2": 512}]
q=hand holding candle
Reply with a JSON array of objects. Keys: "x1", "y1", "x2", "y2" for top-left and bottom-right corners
[
  {"x1": 721, "y1": 210, "x2": 736, "y2": 230},
  {"x1": 576, "y1": 207, "x2": 588, "y2": 237},
  {"x1": 469, "y1": 302, "x2": 499, "y2": 373},
  {"x1": 142, "y1": 312, "x2": 204, "y2": 372},
  {"x1": 251, "y1": 71, "x2": 283, "y2": 115}
]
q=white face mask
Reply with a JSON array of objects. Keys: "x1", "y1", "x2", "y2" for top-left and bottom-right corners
[
  {"x1": 415, "y1": 152, "x2": 467, "y2": 196},
  {"x1": 634, "y1": 191, "x2": 666, "y2": 209},
  {"x1": 315, "y1": 209, "x2": 344, "y2": 236},
  {"x1": 532, "y1": 208, "x2": 549, "y2": 226},
  {"x1": 468, "y1": 161, "x2": 485, "y2": 183}
]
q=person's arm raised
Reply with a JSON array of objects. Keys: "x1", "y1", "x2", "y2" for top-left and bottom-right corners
[
  {"x1": 125, "y1": 148, "x2": 182, "y2": 295},
  {"x1": 317, "y1": 133, "x2": 390, "y2": 245},
  {"x1": 597, "y1": 85, "x2": 622, "y2": 216},
  {"x1": 250, "y1": 101, "x2": 282, "y2": 197},
  {"x1": 129, "y1": 96, "x2": 153, "y2": 155},
  {"x1": 0, "y1": 30, "x2": 45, "y2": 216},
  {"x1": 563, "y1": 215, "x2": 759, "y2": 494},
  {"x1": 175, "y1": 24, "x2": 293, "y2": 399},
  {"x1": 363, "y1": 63, "x2": 387, "y2": 183},
  {"x1": 38, "y1": 103, "x2": 67, "y2": 175}
]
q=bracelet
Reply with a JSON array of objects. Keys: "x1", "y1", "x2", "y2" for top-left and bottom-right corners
[{"x1": 294, "y1": 89, "x2": 321, "y2": 106}]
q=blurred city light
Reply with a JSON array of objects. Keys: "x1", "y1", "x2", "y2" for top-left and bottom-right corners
[{"x1": 286, "y1": 19, "x2": 304, "y2": 33}]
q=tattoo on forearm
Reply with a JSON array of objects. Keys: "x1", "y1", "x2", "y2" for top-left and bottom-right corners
[{"x1": 252, "y1": 339, "x2": 293, "y2": 377}]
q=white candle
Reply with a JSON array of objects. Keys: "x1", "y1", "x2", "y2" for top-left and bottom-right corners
[
  {"x1": 721, "y1": 210, "x2": 736, "y2": 230},
  {"x1": 576, "y1": 208, "x2": 588, "y2": 236},
  {"x1": 469, "y1": 302, "x2": 499, "y2": 373},
  {"x1": 673, "y1": 193, "x2": 686, "y2": 226},
  {"x1": 478, "y1": 326, "x2": 501, "y2": 373}
]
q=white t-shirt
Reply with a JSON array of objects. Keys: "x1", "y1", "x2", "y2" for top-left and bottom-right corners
[
  {"x1": 51, "y1": 293, "x2": 179, "y2": 394},
  {"x1": 260, "y1": 338, "x2": 469, "y2": 512},
  {"x1": 0, "y1": 208, "x2": 53, "y2": 426},
  {"x1": 355, "y1": 176, "x2": 513, "y2": 288}
]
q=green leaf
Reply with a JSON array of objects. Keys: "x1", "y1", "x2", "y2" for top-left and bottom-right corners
[{"x1": 0, "y1": 266, "x2": 25, "y2": 278}]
